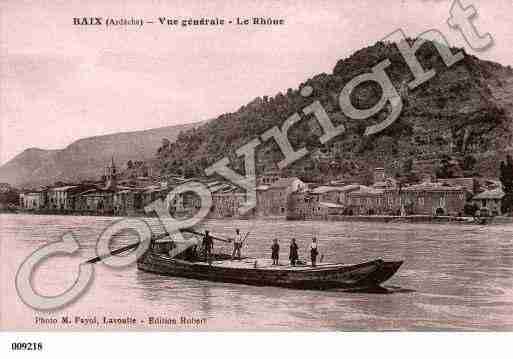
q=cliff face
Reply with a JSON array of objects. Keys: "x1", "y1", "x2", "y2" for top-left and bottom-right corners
[
  {"x1": 0, "y1": 123, "x2": 198, "y2": 188},
  {"x1": 156, "y1": 40, "x2": 513, "y2": 183}
]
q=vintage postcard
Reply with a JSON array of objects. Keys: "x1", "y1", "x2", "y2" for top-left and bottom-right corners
[{"x1": 1, "y1": 0, "x2": 513, "y2": 341}]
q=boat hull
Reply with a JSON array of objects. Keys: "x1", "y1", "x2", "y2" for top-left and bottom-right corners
[{"x1": 137, "y1": 252, "x2": 403, "y2": 290}]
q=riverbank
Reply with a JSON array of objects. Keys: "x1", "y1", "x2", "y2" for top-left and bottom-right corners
[
  {"x1": 9, "y1": 210, "x2": 513, "y2": 225},
  {"x1": 324, "y1": 214, "x2": 477, "y2": 224}
]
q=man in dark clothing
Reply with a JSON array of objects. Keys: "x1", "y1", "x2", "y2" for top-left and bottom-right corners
[
  {"x1": 183, "y1": 243, "x2": 197, "y2": 261},
  {"x1": 203, "y1": 230, "x2": 214, "y2": 263},
  {"x1": 271, "y1": 238, "x2": 280, "y2": 265},
  {"x1": 289, "y1": 238, "x2": 299, "y2": 266},
  {"x1": 310, "y1": 237, "x2": 319, "y2": 267}
]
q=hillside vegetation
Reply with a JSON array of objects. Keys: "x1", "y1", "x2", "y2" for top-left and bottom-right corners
[
  {"x1": 3, "y1": 39, "x2": 512, "y2": 188},
  {"x1": 156, "y1": 39, "x2": 513, "y2": 183}
]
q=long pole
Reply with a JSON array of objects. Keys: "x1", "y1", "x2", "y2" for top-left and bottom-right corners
[
  {"x1": 84, "y1": 228, "x2": 231, "y2": 264},
  {"x1": 83, "y1": 231, "x2": 168, "y2": 264},
  {"x1": 181, "y1": 228, "x2": 232, "y2": 243},
  {"x1": 84, "y1": 242, "x2": 139, "y2": 264},
  {"x1": 241, "y1": 231, "x2": 251, "y2": 245}
]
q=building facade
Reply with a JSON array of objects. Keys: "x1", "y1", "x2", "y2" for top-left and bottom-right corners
[
  {"x1": 472, "y1": 188, "x2": 505, "y2": 216},
  {"x1": 74, "y1": 188, "x2": 115, "y2": 215},
  {"x1": 20, "y1": 191, "x2": 43, "y2": 210},
  {"x1": 256, "y1": 177, "x2": 306, "y2": 217},
  {"x1": 113, "y1": 189, "x2": 142, "y2": 216},
  {"x1": 47, "y1": 186, "x2": 82, "y2": 212},
  {"x1": 345, "y1": 186, "x2": 386, "y2": 215},
  {"x1": 210, "y1": 189, "x2": 247, "y2": 218},
  {"x1": 401, "y1": 182, "x2": 467, "y2": 216}
]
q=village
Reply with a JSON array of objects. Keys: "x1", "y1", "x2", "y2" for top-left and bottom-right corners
[{"x1": 15, "y1": 157, "x2": 506, "y2": 222}]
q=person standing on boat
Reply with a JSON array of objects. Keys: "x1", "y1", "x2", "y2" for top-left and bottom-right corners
[
  {"x1": 203, "y1": 230, "x2": 214, "y2": 262},
  {"x1": 232, "y1": 228, "x2": 243, "y2": 260},
  {"x1": 310, "y1": 237, "x2": 319, "y2": 267},
  {"x1": 289, "y1": 238, "x2": 299, "y2": 266},
  {"x1": 271, "y1": 238, "x2": 280, "y2": 265}
]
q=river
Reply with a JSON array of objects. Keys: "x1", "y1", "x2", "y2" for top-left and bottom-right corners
[{"x1": 1, "y1": 213, "x2": 512, "y2": 330}]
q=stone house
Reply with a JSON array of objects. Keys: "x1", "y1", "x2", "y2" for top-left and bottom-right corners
[
  {"x1": 257, "y1": 172, "x2": 281, "y2": 186},
  {"x1": 311, "y1": 185, "x2": 360, "y2": 204},
  {"x1": 287, "y1": 184, "x2": 359, "y2": 219},
  {"x1": 400, "y1": 182, "x2": 467, "y2": 216},
  {"x1": 256, "y1": 177, "x2": 306, "y2": 217},
  {"x1": 47, "y1": 186, "x2": 83, "y2": 212},
  {"x1": 287, "y1": 191, "x2": 322, "y2": 220},
  {"x1": 437, "y1": 177, "x2": 480, "y2": 195},
  {"x1": 210, "y1": 188, "x2": 247, "y2": 218},
  {"x1": 472, "y1": 188, "x2": 505, "y2": 216},
  {"x1": 113, "y1": 189, "x2": 143, "y2": 216},
  {"x1": 141, "y1": 186, "x2": 167, "y2": 208},
  {"x1": 346, "y1": 186, "x2": 386, "y2": 215},
  {"x1": 20, "y1": 191, "x2": 43, "y2": 210},
  {"x1": 74, "y1": 188, "x2": 116, "y2": 215}
]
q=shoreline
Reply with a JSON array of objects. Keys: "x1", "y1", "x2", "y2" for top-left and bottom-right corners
[{"x1": 5, "y1": 210, "x2": 512, "y2": 225}]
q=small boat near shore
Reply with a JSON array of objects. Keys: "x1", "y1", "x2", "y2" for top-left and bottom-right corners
[{"x1": 137, "y1": 249, "x2": 403, "y2": 290}]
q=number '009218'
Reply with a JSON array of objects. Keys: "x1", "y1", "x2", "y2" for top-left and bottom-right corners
[{"x1": 11, "y1": 342, "x2": 43, "y2": 351}]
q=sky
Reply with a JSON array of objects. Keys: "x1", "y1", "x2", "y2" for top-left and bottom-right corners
[{"x1": 1, "y1": 0, "x2": 512, "y2": 164}]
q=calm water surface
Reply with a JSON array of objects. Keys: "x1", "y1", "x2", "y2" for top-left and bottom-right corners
[{"x1": 1, "y1": 213, "x2": 513, "y2": 330}]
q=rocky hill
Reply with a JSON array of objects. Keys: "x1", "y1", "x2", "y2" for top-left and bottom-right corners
[
  {"x1": 3, "y1": 39, "x2": 513, "y2": 189},
  {"x1": 155, "y1": 39, "x2": 513, "y2": 184},
  {"x1": 0, "y1": 123, "x2": 198, "y2": 188}
]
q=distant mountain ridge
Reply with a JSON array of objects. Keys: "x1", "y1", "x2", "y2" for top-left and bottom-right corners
[{"x1": 0, "y1": 123, "x2": 199, "y2": 188}]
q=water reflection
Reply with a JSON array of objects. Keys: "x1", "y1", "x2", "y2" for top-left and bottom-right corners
[{"x1": 341, "y1": 285, "x2": 416, "y2": 294}]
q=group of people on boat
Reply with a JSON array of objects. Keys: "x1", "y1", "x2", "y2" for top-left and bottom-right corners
[
  {"x1": 198, "y1": 228, "x2": 320, "y2": 267},
  {"x1": 271, "y1": 237, "x2": 319, "y2": 267}
]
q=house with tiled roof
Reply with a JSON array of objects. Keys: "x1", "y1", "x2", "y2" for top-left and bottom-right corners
[
  {"x1": 19, "y1": 190, "x2": 44, "y2": 210},
  {"x1": 401, "y1": 181, "x2": 467, "y2": 216},
  {"x1": 257, "y1": 172, "x2": 281, "y2": 186},
  {"x1": 210, "y1": 185, "x2": 248, "y2": 218},
  {"x1": 288, "y1": 183, "x2": 388, "y2": 219},
  {"x1": 472, "y1": 188, "x2": 505, "y2": 216},
  {"x1": 311, "y1": 184, "x2": 360, "y2": 205},
  {"x1": 344, "y1": 185, "x2": 386, "y2": 215},
  {"x1": 437, "y1": 177, "x2": 480, "y2": 194},
  {"x1": 257, "y1": 177, "x2": 306, "y2": 217}
]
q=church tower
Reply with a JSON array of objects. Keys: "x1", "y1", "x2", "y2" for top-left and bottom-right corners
[{"x1": 104, "y1": 156, "x2": 118, "y2": 190}]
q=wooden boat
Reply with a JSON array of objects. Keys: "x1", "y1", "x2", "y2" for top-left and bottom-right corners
[
  {"x1": 137, "y1": 248, "x2": 403, "y2": 290},
  {"x1": 83, "y1": 229, "x2": 402, "y2": 290}
]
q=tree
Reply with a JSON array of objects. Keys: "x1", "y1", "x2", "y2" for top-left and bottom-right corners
[
  {"x1": 461, "y1": 154, "x2": 477, "y2": 177},
  {"x1": 157, "y1": 138, "x2": 171, "y2": 157},
  {"x1": 436, "y1": 155, "x2": 455, "y2": 178},
  {"x1": 401, "y1": 158, "x2": 419, "y2": 183},
  {"x1": 463, "y1": 202, "x2": 478, "y2": 216},
  {"x1": 402, "y1": 158, "x2": 413, "y2": 174},
  {"x1": 0, "y1": 186, "x2": 19, "y2": 207},
  {"x1": 499, "y1": 155, "x2": 513, "y2": 213}
]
